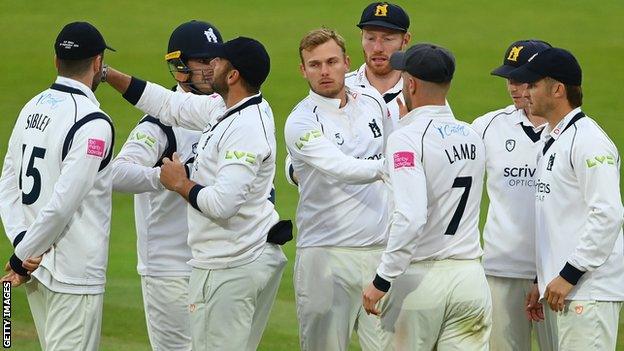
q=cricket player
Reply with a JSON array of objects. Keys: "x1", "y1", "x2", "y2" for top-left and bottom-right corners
[
  {"x1": 346, "y1": 1, "x2": 411, "y2": 131},
  {"x1": 0, "y1": 22, "x2": 115, "y2": 350},
  {"x1": 362, "y1": 43, "x2": 492, "y2": 350},
  {"x1": 285, "y1": 2, "x2": 410, "y2": 187},
  {"x1": 105, "y1": 37, "x2": 287, "y2": 351},
  {"x1": 471, "y1": 39, "x2": 557, "y2": 351},
  {"x1": 111, "y1": 20, "x2": 222, "y2": 351},
  {"x1": 510, "y1": 47, "x2": 624, "y2": 350},
  {"x1": 284, "y1": 28, "x2": 391, "y2": 351}
]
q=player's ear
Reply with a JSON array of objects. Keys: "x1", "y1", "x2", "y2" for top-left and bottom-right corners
[
  {"x1": 228, "y1": 69, "x2": 240, "y2": 86},
  {"x1": 54, "y1": 55, "x2": 60, "y2": 70},
  {"x1": 300, "y1": 63, "x2": 307, "y2": 79},
  {"x1": 402, "y1": 32, "x2": 411, "y2": 49},
  {"x1": 344, "y1": 55, "x2": 351, "y2": 72},
  {"x1": 92, "y1": 54, "x2": 103, "y2": 74}
]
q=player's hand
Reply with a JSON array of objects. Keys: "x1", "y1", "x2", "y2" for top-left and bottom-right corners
[
  {"x1": 362, "y1": 282, "x2": 386, "y2": 316},
  {"x1": 544, "y1": 276, "x2": 573, "y2": 312},
  {"x1": 525, "y1": 283, "x2": 544, "y2": 321},
  {"x1": 1, "y1": 267, "x2": 29, "y2": 287},
  {"x1": 22, "y1": 255, "x2": 43, "y2": 273},
  {"x1": 397, "y1": 97, "x2": 408, "y2": 118},
  {"x1": 160, "y1": 152, "x2": 190, "y2": 193}
]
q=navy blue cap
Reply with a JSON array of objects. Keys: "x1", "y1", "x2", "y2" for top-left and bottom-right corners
[
  {"x1": 357, "y1": 2, "x2": 410, "y2": 32},
  {"x1": 166, "y1": 20, "x2": 223, "y2": 60},
  {"x1": 509, "y1": 47, "x2": 582, "y2": 86},
  {"x1": 207, "y1": 37, "x2": 270, "y2": 88},
  {"x1": 55, "y1": 22, "x2": 114, "y2": 60},
  {"x1": 491, "y1": 40, "x2": 552, "y2": 78},
  {"x1": 390, "y1": 43, "x2": 455, "y2": 83}
]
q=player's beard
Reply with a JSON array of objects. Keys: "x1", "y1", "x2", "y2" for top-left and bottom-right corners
[
  {"x1": 403, "y1": 91, "x2": 413, "y2": 111},
  {"x1": 91, "y1": 68, "x2": 102, "y2": 92},
  {"x1": 309, "y1": 80, "x2": 344, "y2": 100},
  {"x1": 211, "y1": 70, "x2": 229, "y2": 98},
  {"x1": 364, "y1": 51, "x2": 393, "y2": 77}
]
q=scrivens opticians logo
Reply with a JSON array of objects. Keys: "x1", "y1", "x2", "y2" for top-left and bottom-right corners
[
  {"x1": 535, "y1": 178, "x2": 551, "y2": 201},
  {"x1": 503, "y1": 164, "x2": 537, "y2": 187}
]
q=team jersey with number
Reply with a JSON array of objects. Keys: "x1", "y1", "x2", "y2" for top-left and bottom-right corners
[
  {"x1": 472, "y1": 105, "x2": 545, "y2": 279},
  {"x1": 122, "y1": 78, "x2": 278, "y2": 269},
  {"x1": 0, "y1": 76, "x2": 114, "y2": 294},
  {"x1": 112, "y1": 85, "x2": 200, "y2": 277},
  {"x1": 345, "y1": 64, "x2": 401, "y2": 136},
  {"x1": 377, "y1": 104, "x2": 485, "y2": 283},
  {"x1": 535, "y1": 107, "x2": 624, "y2": 301},
  {"x1": 284, "y1": 88, "x2": 388, "y2": 248}
]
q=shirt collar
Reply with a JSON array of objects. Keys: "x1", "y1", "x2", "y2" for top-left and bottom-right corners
[
  {"x1": 54, "y1": 76, "x2": 99, "y2": 107},
  {"x1": 308, "y1": 89, "x2": 345, "y2": 111},
  {"x1": 543, "y1": 107, "x2": 582, "y2": 141},
  {"x1": 355, "y1": 63, "x2": 402, "y2": 95},
  {"x1": 400, "y1": 104, "x2": 453, "y2": 126},
  {"x1": 218, "y1": 92, "x2": 263, "y2": 121}
]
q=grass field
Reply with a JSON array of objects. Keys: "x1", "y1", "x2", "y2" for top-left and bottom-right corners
[{"x1": 1, "y1": 1, "x2": 623, "y2": 349}]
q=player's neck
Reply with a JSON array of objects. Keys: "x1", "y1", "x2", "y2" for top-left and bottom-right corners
[
  {"x1": 546, "y1": 104, "x2": 575, "y2": 130},
  {"x1": 523, "y1": 109, "x2": 547, "y2": 127},
  {"x1": 365, "y1": 66, "x2": 401, "y2": 94},
  {"x1": 223, "y1": 86, "x2": 256, "y2": 109},
  {"x1": 61, "y1": 74, "x2": 94, "y2": 91}
]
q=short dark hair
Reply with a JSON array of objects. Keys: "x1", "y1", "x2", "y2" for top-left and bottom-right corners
[
  {"x1": 57, "y1": 53, "x2": 100, "y2": 77},
  {"x1": 565, "y1": 84, "x2": 583, "y2": 108}
]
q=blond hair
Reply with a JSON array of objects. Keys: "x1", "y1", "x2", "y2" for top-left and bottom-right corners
[{"x1": 299, "y1": 28, "x2": 346, "y2": 63}]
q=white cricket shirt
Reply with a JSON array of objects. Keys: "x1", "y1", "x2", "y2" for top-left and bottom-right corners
[
  {"x1": 346, "y1": 63, "x2": 402, "y2": 136},
  {"x1": 112, "y1": 85, "x2": 200, "y2": 276},
  {"x1": 0, "y1": 76, "x2": 114, "y2": 294},
  {"x1": 377, "y1": 104, "x2": 485, "y2": 283},
  {"x1": 124, "y1": 78, "x2": 278, "y2": 269},
  {"x1": 472, "y1": 105, "x2": 545, "y2": 279},
  {"x1": 535, "y1": 107, "x2": 624, "y2": 301},
  {"x1": 284, "y1": 88, "x2": 389, "y2": 248}
]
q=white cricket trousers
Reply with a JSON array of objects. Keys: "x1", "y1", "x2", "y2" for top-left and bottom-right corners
[
  {"x1": 141, "y1": 275, "x2": 191, "y2": 351},
  {"x1": 25, "y1": 277, "x2": 103, "y2": 351},
  {"x1": 554, "y1": 300, "x2": 622, "y2": 350},
  {"x1": 380, "y1": 259, "x2": 492, "y2": 351},
  {"x1": 294, "y1": 246, "x2": 392, "y2": 351},
  {"x1": 486, "y1": 275, "x2": 557, "y2": 351},
  {"x1": 188, "y1": 243, "x2": 287, "y2": 351}
]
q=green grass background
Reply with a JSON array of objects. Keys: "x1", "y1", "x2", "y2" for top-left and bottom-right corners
[{"x1": 0, "y1": 0, "x2": 623, "y2": 349}]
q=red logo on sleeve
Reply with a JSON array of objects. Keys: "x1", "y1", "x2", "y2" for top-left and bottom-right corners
[
  {"x1": 393, "y1": 151, "x2": 415, "y2": 169},
  {"x1": 87, "y1": 138, "x2": 106, "y2": 158}
]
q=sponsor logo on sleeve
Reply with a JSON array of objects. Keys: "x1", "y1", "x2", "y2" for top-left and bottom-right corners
[
  {"x1": 586, "y1": 155, "x2": 615, "y2": 168},
  {"x1": 295, "y1": 130, "x2": 322, "y2": 150},
  {"x1": 393, "y1": 151, "x2": 415, "y2": 169},
  {"x1": 225, "y1": 150, "x2": 257, "y2": 165},
  {"x1": 129, "y1": 131, "x2": 157, "y2": 148},
  {"x1": 86, "y1": 138, "x2": 106, "y2": 158}
]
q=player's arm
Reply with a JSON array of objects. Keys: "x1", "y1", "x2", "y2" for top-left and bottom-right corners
[
  {"x1": 105, "y1": 67, "x2": 225, "y2": 131},
  {"x1": 562, "y1": 136, "x2": 624, "y2": 283},
  {"x1": 10, "y1": 118, "x2": 113, "y2": 276},
  {"x1": 162, "y1": 121, "x2": 270, "y2": 220},
  {"x1": 284, "y1": 114, "x2": 384, "y2": 184},
  {"x1": 112, "y1": 121, "x2": 169, "y2": 193},
  {"x1": 284, "y1": 153, "x2": 298, "y2": 186},
  {"x1": 376, "y1": 133, "x2": 428, "y2": 286},
  {"x1": 363, "y1": 133, "x2": 427, "y2": 315},
  {"x1": 0, "y1": 128, "x2": 28, "y2": 245}
]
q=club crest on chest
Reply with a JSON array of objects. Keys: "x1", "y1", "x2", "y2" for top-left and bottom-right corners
[{"x1": 505, "y1": 139, "x2": 516, "y2": 152}]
